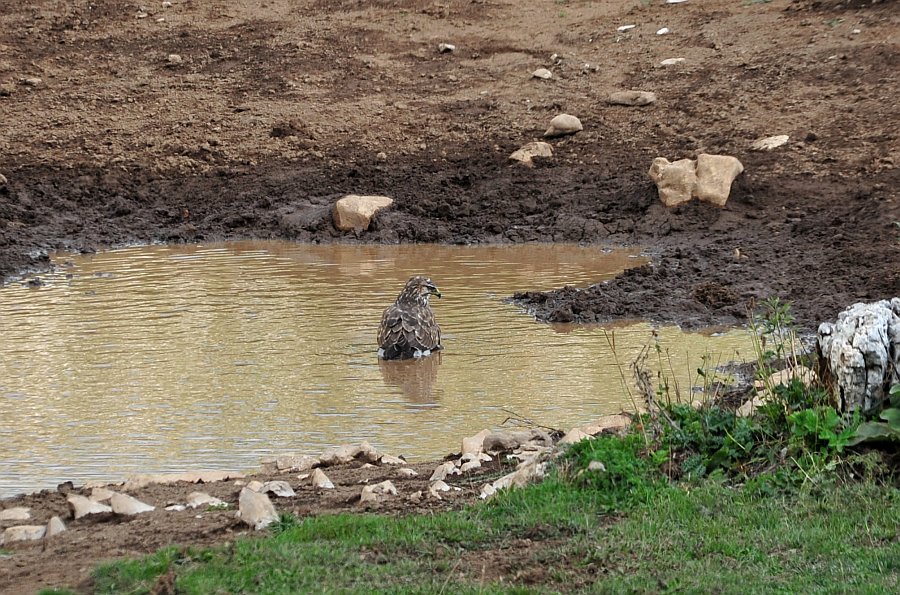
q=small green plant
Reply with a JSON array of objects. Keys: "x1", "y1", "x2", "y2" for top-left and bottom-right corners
[
  {"x1": 824, "y1": 18, "x2": 844, "y2": 28},
  {"x1": 788, "y1": 406, "x2": 856, "y2": 455},
  {"x1": 205, "y1": 502, "x2": 229, "y2": 511},
  {"x1": 270, "y1": 512, "x2": 301, "y2": 535},
  {"x1": 850, "y1": 384, "x2": 900, "y2": 445}
]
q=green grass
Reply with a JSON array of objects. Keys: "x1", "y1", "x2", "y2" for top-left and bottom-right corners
[{"x1": 82, "y1": 434, "x2": 899, "y2": 594}]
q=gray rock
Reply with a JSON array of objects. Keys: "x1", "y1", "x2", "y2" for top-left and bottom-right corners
[
  {"x1": 320, "y1": 441, "x2": 380, "y2": 466},
  {"x1": 482, "y1": 429, "x2": 553, "y2": 453},
  {"x1": 110, "y1": 493, "x2": 155, "y2": 515},
  {"x1": 429, "y1": 461, "x2": 459, "y2": 482},
  {"x1": 818, "y1": 299, "x2": 900, "y2": 414},
  {"x1": 262, "y1": 481, "x2": 296, "y2": 498},
  {"x1": 186, "y1": 492, "x2": 226, "y2": 509},
  {"x1": 90, "y1": 487, "x2": 116, "y2": 502},
  {"x1": 332, "y1": 197, "x2": 394, "y2": 232},
  {"x1": 311, "y1": 468, "x2": 335, "y2": 489},
  {"x1": 531, "y1": 68, "x2": 552, "y2": 80},
  {"x1": 460, "y1": 460, "x2": 481, "y2": 473},
  {"x1": 462, "y1": 429, "x2": 492, "y2": 455},
  {"x1": 607, "y1": 90, "x2": 657, "y2": 106},
  {"x1": 67, "y1": 495, "x2": 113, "y2": 519},
  {"x1": 751, "y1": 135, "x2": 789, "y2": 151},
  {"x1": 22, "y1": 77, "x2": 42, "y2": 86},
  {"x1": 544, "y1": 114, "x2": 583, "y2": 138},
  {"x1": 438, "y1": 43, "x2": 456, "y2": 53},
  {"x1": 166, "y1": 54, "x2": 183, "y2": 66},
  {"x1": 238, "y1": 488, "x2": 278, "y2": 530},
  {"x1": 379, "y1": 454, "x2": 406, "y2": 466},
  {"x1": 396, "y1": 468, "x2": 419, "y2": 478},
  {"x1": 0, "y1": 525, "x2": 45, "y2": 545},
  {"x1": 360, "y1": 480, "x2": 398, "y2": 504},
  {"x1": 0, "y1": 507, "x2": 31, "y2": 521},
  {"x1": 509, "y1": 142, "x2": 553, "y2": 167},
  {"x1": 46, "y1": 516, "x2": 67, "y2": 538}
]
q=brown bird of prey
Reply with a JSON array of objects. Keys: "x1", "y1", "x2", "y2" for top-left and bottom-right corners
[{"x1": 377, "y1": 276, "x2": 442, "y2": 360}]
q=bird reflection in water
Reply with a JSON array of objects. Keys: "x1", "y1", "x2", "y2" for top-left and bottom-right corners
[{"x1": 378, "y1": 352, "x2": 442, "y2": 405}]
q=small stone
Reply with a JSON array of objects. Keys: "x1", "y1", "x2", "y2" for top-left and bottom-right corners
[
  {"x1": 607, "y1": 90, "x2": 657, "y2": 106},
  {"x1": 587, "y1": 461, "x2": 607, "y2": 472},
  {"x1": 332, "y1": 197, "x2": 394, "y2": 233},
  {"x1": 311, "y1": 468, "x2": 335, "y2": 489},
  {"x1": 379, "y1": 454, "x2": 406, "y2": 466},
  {"x1": 666, "y1": 0, "x2": 688, "y2": 3},
  {"x1": 407, "y1": 490, "x2": 423, "y2": 502},
  {"x1": 162, "y1": 1, "x2": 173, "y2": 7},
  {"x1": 509, "y1": 142, "x2": 553, "y2": 167},
  {"x1": 544, "y1": 114, "x2": 583, "y2": 138},
  {"x1": 737, "y1": 395, "x2": 767, "y2": 418},
  {"x1": 166, "y1": 54, "x2": 183, "y2": 66},
  {"x1": 430, "y1": 480, "x2": 451, "y2": 493},
  {"x1": 750, "y1": 134, "x2": 789, "y2": 151},
  {"x1": 616, "y1": 25, "x2": 636, "y2": 32},
  {"x1": 694, "y1": 153, "x2": 744, "y2": 206},
  {"x1": 657, "y1": 27, "x2": 670, "y2": 35},
  {"x1": 0, "y1": 507, "x2": 30, "y2": 521},
  {"x1": 460, "y1": 460, "x2": 481, "y2": 473},
  {"x1": 262, "y1": 481, "x2": 296, "y2": 498},
  {"x1": 21, "y1": 77, "x2": 42, "y2": 86},
  {"x1": 0, "y1": 525, "x2": 46, "y2": 545},
  {"x1": 165, "y1": 504, "x2": 187, "y2": 512},
  {"x1": 396, "y1": 468, "x2": 419, "y2": 478},
  {"x1": 480, "y1": 484, "x2": 497, "y2": 499},
  {"x1": 67, "y1": 495, "x2": 113, "y2": 519},
  {"x1": 90, "y1": 487, "x2": 116, "y2": 502},
  {"x1": 660, "y1": 58, "x2": 686, "y2": 66},
  {"x1": 429, "y1": 461, "x2": 459, "y2": 482},
  {"x1": 531, "y1": 68, "x2": 552, "y2": 80},
  {"x1": 186, "y1": 492, "x2": 226, "y2": 509},
  {"x1": 46, "y1": 516, "x2": 66, "y2": 538},
  {"x1": 438, "y1": 43, "x2": 456, "y2": 53},
  {"x1": 0, "y1": 173, "x2": 8, "y2": 185},
  {"x1": 238, "y1": 488, "x2": 278, "y2": 530},
  {"x1": 360, "y1": 480, "x2": 398, "y2": 504},
  {"x1": 478, "y1": 453, "x2": 493, "y2": 462},
  {"x1": 110, "y1": 493, "x2": 155, "y2": 515},
  {"x1": 375, "y1": 151, "x2": 388, "y2": 161}
]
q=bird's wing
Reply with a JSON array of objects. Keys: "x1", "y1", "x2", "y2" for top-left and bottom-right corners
[{"x1": 378, "y1": 304, "x2": 441, "y2": 358}]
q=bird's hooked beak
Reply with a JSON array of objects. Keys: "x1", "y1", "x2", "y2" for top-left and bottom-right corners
[{"x1": 427, "y1": 284, "x2": 442, "y2": 299}]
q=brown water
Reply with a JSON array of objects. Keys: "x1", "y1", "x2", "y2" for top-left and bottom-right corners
[{"x1": 0, "y1": 242, "x2": 752, "y2": 496}]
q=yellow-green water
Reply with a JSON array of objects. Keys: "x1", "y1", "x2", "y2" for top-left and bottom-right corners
[{"x1": 0, "y1": 241, "x2": 753, "y2": 496}]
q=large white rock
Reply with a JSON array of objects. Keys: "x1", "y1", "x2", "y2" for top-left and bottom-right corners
[
  {"x1": 46, "y1": 516, "x2": 67, "y2": 538},
  {"x1": 0, "y1": 507, "x2": 31, "y2": 521},
  {"x1": 0, "y1": 525, "x2": 46, "y2": 545},
  {"x1": 544, "y1": 114, "x2": 583, "y2": 138},
  {"x1": 694, "y1": 154, "x2": 744, "y2": 206},
  {"x1": 110, "y1": 493, "x2": 155, "y2": 515},
  {"x1": 461, "y1": 429, "x2": 492, "y2": 456},
  {"x1": 237, "y1": 488, "x2": 278, "y2": 530},
  {"x1": 509, "y1": 142, "x2": 553, "y2": 167},
  {"x1": 818, "y1": 299, "x2": 900, "y2": 414},
  {"x1": 67, "y1": 495, "x2": 113, "y2": 519},
  {"x1": 332, "y1": 195, "x2": 393, "y2": 232},
  {"x1": 648, "y1": 157, "x2": 697, "y2": 207}
]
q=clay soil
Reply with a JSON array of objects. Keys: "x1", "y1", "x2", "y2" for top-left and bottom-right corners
[{"x1": 0, "y1": 0, "x2": 898, "y2": 592}]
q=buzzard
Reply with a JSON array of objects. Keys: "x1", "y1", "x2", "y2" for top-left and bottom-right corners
[{"x1": 377, "y1": 276, "x2": 442, "y2": 360}]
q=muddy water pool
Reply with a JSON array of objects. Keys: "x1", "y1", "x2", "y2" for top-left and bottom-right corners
[{"x1": 0, "y1": 242, "x2": 753, "y2": 496}]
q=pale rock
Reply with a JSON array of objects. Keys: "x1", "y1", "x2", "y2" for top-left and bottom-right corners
[
  {"x1": 396, "y1": 468, "x2": 419, "y2": 478},
  {"x1": 262, "y1": 481, "x2": 296, "y2": 498},
  {"x1": 166, "y1": 54, "x2": 183, "y2": 65},
  {"x1": 818, "y1": 299, "x2": 900, "y2": 414},
  {"x1": 46, "y1": 516, "x2": 66, "y2": 538},
  {"x1": 462, "y1": 429, "x2": 492, "y2": 455},
  {"x1": 265, "y1": 454, "x2": 319, "y2": 473},
  {"x1": 332, "y1": 195, "x2": 394, "y2": 233},
  {"x1": 587, "y1": 461, "x2": 607, "y2": 472},
  {"x1": 297, "y1": 473, "x2": 311, "y2": 481},
  {"x1": 736, "y1": 394, "x2": 767, "y2": 418},
  {"x1": 666, "y1": 0, "x2": 688, "y2": 4},
  {"x1": 560, "y1": 428, "x2": 591, "y2": 445},
  {"x1": 311, "y1": 468, "x2": 335, "y2": 489},
  {"x1": 379, "y1": 454, "x2": 406, "y2": 466},
  {"x1": 186, "y1": 492, "x2": 226, "y2": 509},
  {"x1": 751, "y1": 135, "x2": 789, "y2": 151},
  {"x1": 246, "y1": 480, "x2": 265, "y2": 492},
  {"x1": 429, "y1": 461, "x2": 460, "y2": 482},
  {"x1": 581, "y1": 414, "x2": 632, "y2": 436},
  {"x1": 479, "y1": 484, "x2": 497, "y2": 499},
  {"x1": 111, "y1": 493, "x2": 155, "y2": 515},
  {"x1": 660, "y1": 58, "x2": 685, "y2": 66},
  {"x1": 483, "y1": 429, "x2": 553, "y2": 453},
  {"x1": 694, "y1": 154, "x2": 744, "y2": 206},
  {"x1": 438, "y1": 43, "x2": 456, "y2": 53},
  {"x1": 320, "y1": 441, "x2": 380, "y2": 466},
  {"x1": 165, "y1": 504, "x2": 187, "y2": 512},
  {"x1": 123, "y1": 470, "x2": 244, "y2": 490},
  {"x1": 68, "y1": 495, "x2": 113, "y2": 519},
  {"x1": 0, "y1": 507, "x2": 30, "y2": 521},
  {"x1": 648, "y1": 157, "x2": 697, "y2": 207},
  {"x1": 408, "y1": 490, "x2": 423, "y2": 502},
  {"x1": 478, "y1": 453, "x2": 493, "y2": 462},
  {"x1": 491, "y1": 459, "x2": 546, "y2": 492},
  {"x1": 755, "y1": 366, "x2": 816, "y2": 391},
  {"x1": 616, "y1": 24, "x2": 636, "y2": 32},
  {"x1": 237, "y1": 488, "x2": 278, "y2": 530},
  {"x1": 656, "y1": 27, "x2": 670, "y2": 35},
  {"x1": 90, "y1": 487, "x2": 116, "y2": 502},
  {"x1": 509, "y1": 142, "x2": 553, "y2": 167},
  {"x1": 0, "y1": 173, "x2": 8, "y2": 185},
  {"x1": 359, "y1": 480, "x2": 398, "y2": 504},
  {"x1": 22, "y1": 77, "x2": 42, "y2": 86},
  {"x1": 0, "y1": 525, "x2": 45, "y2": 545},
  {"x1": 460, "y1": 460, "x2": 482, "y2": 473},
  {"x1": 162, "y1": 1, "x2": 173, "y2": 7},
  {"x1": 607, "y1": 90, "x2": 657, "y2": 107},
  {"x1": 531, "y1": 68, "x2": 552, "y2": 80},
  {"x1": 430, "y1": 480, "x2": 451, "y2": 493},
  {"x1": 361, "y1": 463, "x2": 376, "y2": 469},
  {"x1": 375, "y1": 151, "x2": 388, "y2": 161},
  {"x1": 459, "y1": 452, "x2": 478, "y2": 463},
  {"x1": 544, "y1": 114, "x2": 583, "y2": 138}
]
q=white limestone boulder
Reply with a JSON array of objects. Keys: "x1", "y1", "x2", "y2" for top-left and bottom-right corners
[
  {"x1": 332, "y1": 195, "x2": 393, "y2": 232},
  {"x1": 237, "y1": 488, "x2": 278, "y2": 530}
]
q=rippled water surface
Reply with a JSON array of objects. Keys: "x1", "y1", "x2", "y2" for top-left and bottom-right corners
[{"x1": 0, "y1": 242, "x2": 753, "y2": 496}]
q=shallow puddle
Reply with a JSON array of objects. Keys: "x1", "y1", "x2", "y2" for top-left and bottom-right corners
[{"x1": 0, "y1": 241, "x2": 753, "y2": 496}]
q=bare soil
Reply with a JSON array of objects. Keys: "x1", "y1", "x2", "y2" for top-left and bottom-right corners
[{"x1": 0, "y1": 0, "x2": 898, "y2": 591}]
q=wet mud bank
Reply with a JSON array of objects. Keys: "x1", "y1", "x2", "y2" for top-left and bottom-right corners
[{"x1": 2, "y1": 155, "x2": 897, "y2": 330}]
